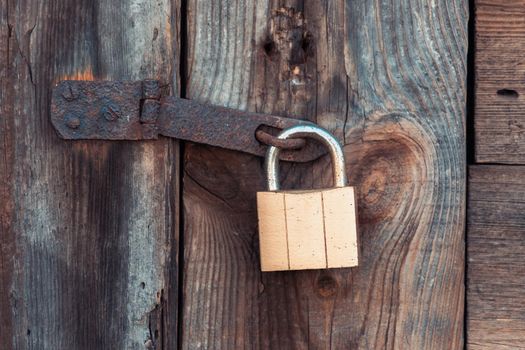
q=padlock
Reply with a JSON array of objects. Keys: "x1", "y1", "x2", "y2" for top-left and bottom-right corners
[{"x1": 257, "y1": 125, "x2": 359, "y2": 271}]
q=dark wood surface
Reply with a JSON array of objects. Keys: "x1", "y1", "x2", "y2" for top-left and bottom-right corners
[
  {"x1": 474, "y1": 0, "x2": 525, "y2": 163},
  {"x1": 0, "y1": 1, "x2": 179, "y2": 348},
  {"x1": 181, "y1": 1, "x2": 467, "y2": 348},
  {"x1": 469, "y1": 1, "x2": 525, "y2": 348},
  {"x1": 467, "y1": 165, "x2": 525, "y2": 349}
]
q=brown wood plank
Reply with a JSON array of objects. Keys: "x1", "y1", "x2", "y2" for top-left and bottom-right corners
[
  {"x1": 0, "y1": 1, "x2": 16, "y2": 348},
  {"x1": 182, "y1": 1, "x2": 467, "y2": 348},
  {"x1": 0, "y1": 1, "x2": 179, "y2": 348},
  {"x1": 467, "y1": 165, "x2": 525, "y2": 350},
  {"x1": 474, "y1": 0, "x2": 525, "y2": 164}
]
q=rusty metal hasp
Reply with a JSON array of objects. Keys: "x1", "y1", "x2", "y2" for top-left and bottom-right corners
[{"x1": 50, "y1": 80, "x2": 325, "y2": 162}]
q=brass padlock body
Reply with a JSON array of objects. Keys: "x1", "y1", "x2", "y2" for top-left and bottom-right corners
[{"x1": 257, "y1": 125, "x2": 359, "y2": 272}]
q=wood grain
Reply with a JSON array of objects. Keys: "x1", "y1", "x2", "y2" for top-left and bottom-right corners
[
  {"x1": 474, "y1": 0, "x2": 525, "y2": 163},
  {"x1": 182, "y1": 0, "x2": 467, "y2": 348},
  {"x1": 0, "y1": 1, "x2": 16, "y2": 347},
  {"x1": 0, "y1": 1, "x2": 179, "y2": 348},
  {"x1": 467, "y1": 165, "x2": 525, "y2": 349}
]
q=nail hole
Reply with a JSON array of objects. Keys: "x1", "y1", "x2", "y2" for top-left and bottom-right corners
[
  {"x1": 497, "y1": 89, "x2": 519, "y2": 98},
  {"x1": 302, "y1": 36, "x2": 311, "y2": 52},
  {"x1": 153, "y1": 28, "x2": 159, "y2": 41},
  {"x1": 140, "y1": 282, "x2": 145, "y2": 289},
  {"x1": 263, "y1": 39, "x2": 278, "y2": 57},
  {"x1": 27, "y1": 329, "x2": 31, "y2": 336}
]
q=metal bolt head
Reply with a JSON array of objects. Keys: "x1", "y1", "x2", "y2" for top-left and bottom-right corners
[
  {"x1": 64, "y1": 113, "x2": 81, "y2": 129},
  {"x1": 61, "y1": 83, "x2": 79, "y2": 101},
  {"x1": 101, "y1": 103, "x2": 121, "y2": 121}
]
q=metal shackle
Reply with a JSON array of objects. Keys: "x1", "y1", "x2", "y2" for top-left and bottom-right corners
[{"x1": 265, "y1": 125, "x2": 347, "y2": 191}]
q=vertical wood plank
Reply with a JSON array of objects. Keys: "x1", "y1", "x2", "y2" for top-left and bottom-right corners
[
  {"x1": 0, "y1": 0, "x2": 180, "y2": 348},
  {"x1": 182, "y1": 0, "x2": 467, "y2": 349},
  {"x1": 0, "y1": 2, "x2": 16, "y2": 348},
  {"x1": 467, "y1": 165, "x2": 525, "y2": 349}
]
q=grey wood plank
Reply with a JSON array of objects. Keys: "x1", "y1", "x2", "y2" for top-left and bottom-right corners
[
  {"x1": 182, "y1": 0, "x2": 467, "y2": 348},
  {"x1": 0, "y1": 0, "x2": 180, "y2": 348}
]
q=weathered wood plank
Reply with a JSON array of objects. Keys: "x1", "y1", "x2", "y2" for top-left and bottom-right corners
[
  {"x1": 182, "y1": 0, "x2": 467, "y2": 348},
  {"x1": 467, "y1": 165, "x2": 525, "y2": 350},
  {"x1": 0, "y1": 1, "x2": 179, "y2": 348},
  {"x1": 474, "y1": 0, "x2": 525, "y2": 163},
  {"x1": 0, "y1": 1, "x2": 16, "y2": 348}
]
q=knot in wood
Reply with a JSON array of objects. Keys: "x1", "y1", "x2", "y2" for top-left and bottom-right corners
[{"x1": 316, "y1": 275, "x2": 338, "y2": 298}]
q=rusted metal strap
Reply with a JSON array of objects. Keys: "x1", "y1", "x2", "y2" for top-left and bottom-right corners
[{"x1": 51, "y1": 80, "x2": 325, "y2": 162}]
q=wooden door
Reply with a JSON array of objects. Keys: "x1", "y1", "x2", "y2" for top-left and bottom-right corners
[{"x1": 1, "y1": 0, "x2": 467, "y2": 349}]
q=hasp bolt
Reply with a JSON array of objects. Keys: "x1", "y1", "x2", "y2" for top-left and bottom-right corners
[
  {"x1": 61, "y1": 83, "x2": 79, "y2": 101},
  {"x1": 64, "y1": 113, "x2": 81, "y2": 129},
  {"x1": 101, "y1": 103, "x2": 121, "y2": 121}
]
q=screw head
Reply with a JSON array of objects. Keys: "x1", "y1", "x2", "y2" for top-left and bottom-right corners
[
  {"x1": 101, "y1": 103, "x2": 121, "y2": 121},
  {"x1": 64, "y1": 113, "x2": 81, "y2": 129},
  {"x1": 61, "y1": 83, "x2": 79, "y2": 101}
]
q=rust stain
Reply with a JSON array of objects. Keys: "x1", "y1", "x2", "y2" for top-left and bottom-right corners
[{"x1": 55, "y1": 67, "x2": 95, "y2": 83}]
